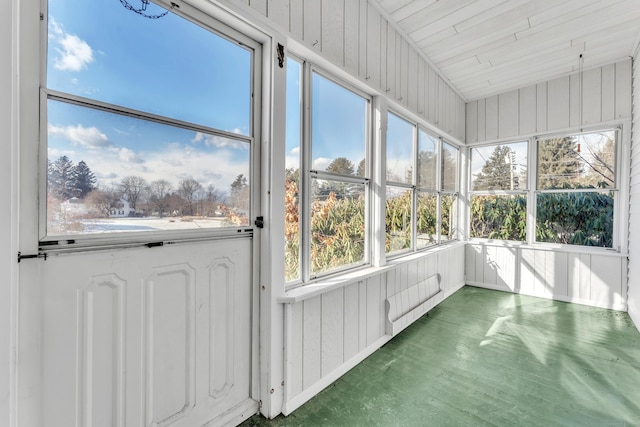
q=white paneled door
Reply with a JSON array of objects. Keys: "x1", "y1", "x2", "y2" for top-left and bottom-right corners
[{"x1": 29, "y1": 237, "x2": 257, "y2": 426}]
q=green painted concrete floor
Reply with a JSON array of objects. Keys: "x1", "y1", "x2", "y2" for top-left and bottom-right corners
[{"x1": 243, "y1": 286, "x2": 640, "y2": 426}]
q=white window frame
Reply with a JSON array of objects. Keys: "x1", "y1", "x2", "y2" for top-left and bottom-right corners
[{"x1": 38, "y1": 0, "x2": 263, "y2": 249}]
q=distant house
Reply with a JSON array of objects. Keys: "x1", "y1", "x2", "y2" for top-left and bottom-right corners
[{"x1": 109, "y1": 199, "x2": 135, "y2": 218}]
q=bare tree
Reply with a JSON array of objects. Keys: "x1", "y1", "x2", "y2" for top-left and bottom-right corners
[
  {"x1": 178, "y1": 177, "x2": 202, "y2": 216},
  {"x1": 120, "y1": 176, "x2": 147, "y2": 211},
  {"x1": 148, "y1": 180, "x2": 173, "y2": 218}
]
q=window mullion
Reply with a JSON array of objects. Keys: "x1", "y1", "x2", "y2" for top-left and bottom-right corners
[{"x1": 301, "y1": 61, "x2": 312, "y2": 283}]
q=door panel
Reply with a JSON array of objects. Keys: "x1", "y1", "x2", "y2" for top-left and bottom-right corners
[{"x1": 39, "y1": 237, "x2": 256, "y2": 427}]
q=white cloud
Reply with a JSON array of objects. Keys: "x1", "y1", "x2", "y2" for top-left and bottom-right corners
[
  {"x1": 49, "y1": 17, "x2": 94, "y2": 72},
  {"x1": 192, "y1": 132, "x2": 248, "y2": 150},
  {"x1": 312, "y1": 157, "x2": 332, "y2": 171},
  {"x1": 290, "y1": 147, "x2": 300, "y2": 155},
  {"x1": 48, "y1": 123, "x2": 111, "y2": 148},
  {"x1": 116, "y1": 147, "x2": 144, "y2": 164}
]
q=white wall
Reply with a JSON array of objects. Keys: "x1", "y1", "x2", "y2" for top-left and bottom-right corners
[
  {"x1": 629, "y1": 49, "x2": 640, "y2": 329},
  {"x1": 465, "y1": 59, "x2": 633, "y2": 313},
  {"x1": 1, "y1": 0, "x2": 17, "y2": 425},
  {"x1": 466, "y1": 244, "x2": 627, "y2": 311},
  {"x1": 280, "y1": 243, "x2": 465, "y2": 415},
  {"x1": 238, "y1": 0, "x2": 466, "y2": 142},
  {"x1": 466, "y1": 60, "x2": 632, "y2": 142}
]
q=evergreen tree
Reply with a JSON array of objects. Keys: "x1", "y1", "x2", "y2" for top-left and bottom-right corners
[
  {"x1": 473, "y1": 145, "x2": 519, "y2": 190},
  {"x1": 48, "y1": 155, "x2": 77, "y2": 200},
  {"x1": 73, "y1": 160, "x2": 97, "y2": 198},
  {"x1": 326, "y1": 157, "x2": 355, "y2": 175},
  {"x1": 230, "y1": 174, "x2": 249, "y2": 210},
  {"x1": 537, "y1": 137, "x2": 581, "y2": 189}
]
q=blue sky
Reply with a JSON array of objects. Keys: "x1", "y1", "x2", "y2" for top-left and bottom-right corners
[{"x1": 47, "y1": 0, "x2": 251, "y2": 193}]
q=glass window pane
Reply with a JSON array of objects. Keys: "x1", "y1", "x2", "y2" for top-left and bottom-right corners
[
  {"x1": 471, "y1": 142, "x2": 528, "y2": 191},
  {"x1": 417, "y1": 130, "x2": 437, "y2": 190},
  {"x1": 47, "y1": 99, "x2": 250, "y2": 236},
  {"x1": 47, "y1": 0, "x2": 252, "y2": 134},
  {"x1": 310, "y1": 179, "x2": 366, "y2": 275},
  {"x1": 285, "y1": 58, "x2": 302, "y2": 282},
  {"x1": 440, "y1": 194, "x2": 458, "y2": 241},
  {"x1": 536, "y1": 192, "x2": 614, "y2": 247},
  {"x1": 469, "y1": 194, "x2": 526, "y2": 241},
  {"x1": 311, "y1": 72, "x2": 367, "y2": 176},
  {"x1": 537, "y1": 131, "x2": 616, "y2": 190},
  {"x1": 442, "y1": 141, "x2": 458, "y2": 192},
  {"x1": 386, "y1": 187, "x2": 412, "y2": 254},
  {"x1": 386, "y1": 113, "x2": 414, "y2": 184},
  {"x1": 416, "y1": 192, "x2": 437, "y2": 249}
]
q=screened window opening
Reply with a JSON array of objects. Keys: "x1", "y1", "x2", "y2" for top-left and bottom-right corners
[
  {"x1": 535, "y1": 130, "x2": 617, "y2": 247},
  {"x1": 385, "y1": 112, "x2": 460, "y2": 256},
  {"x1": 44, "y1": 0, "x2": 256, "y2": 238},
  {"x1": 285, "y1": 59, "x2": 370, "y2": 285},
  {"x1": 469, "y1": 141, "x2": 528, "y2": 241}
]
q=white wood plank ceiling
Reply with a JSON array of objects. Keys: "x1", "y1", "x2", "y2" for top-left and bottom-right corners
[{"x1": 374, "y1": 0, "x2": 640, "y2": 101}]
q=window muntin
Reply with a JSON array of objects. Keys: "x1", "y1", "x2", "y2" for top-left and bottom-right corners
[
  {"x1": 44, "y1": 0, "x2": 256, "y2": 239},
  {"x1": 535, "y1": 130, "x2": 617, "y2": 248},
  {"x1": 285, "y1": 60, "x2": 371, "y2": 284}
]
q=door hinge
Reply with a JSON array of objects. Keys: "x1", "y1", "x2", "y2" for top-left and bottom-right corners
[
  {"x1": 254, "y1": 216, "x2": 264, "y2": 228},
  {"x1": 17, "y1": 251, "x2": 47, "y2": 263}
]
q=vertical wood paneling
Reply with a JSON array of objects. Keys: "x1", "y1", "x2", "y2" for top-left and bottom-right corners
[
  {"x1": 569, "y1": 73, "x2": 581, "y2": 128},
  {"x1": 583, "y1": 67, "x2": 602, "y2": 125},
  {"x1": 267, "y1": 0, "x2": 288, "y2": 30},
  {"x1": 366, "y1": 6, "x2": 381, "y2": 89},
  {"x1": 601, "y1": 63, "x2": 616, "y2": 122},
  {"x1": 417, "y1": 58, "x2": 426, "y2": 119},
  {"x1": 536, "y1": 82, "x2": 548, "y2": 132},
  {"x1": 547, "y1": 76, "x2": 570, "y2": 130},
  {"x1": 357, "y1": 0, "x2": 368, "y2": 80},
  {"x1": 248, "y1": 0, "x2": 267, "y2": 16},
  {"x1": 302, "y1": 297, "x2": 321, "y2": 389},
  {"x1": 407, "y1": 48, "x2": 418, "y2": 112},
  {"x1": 400, "y1": 39, "x2": 410, "y2": 107},
  {"x1": 484, "y1": 245, "x2": 498, "y2": 286},
  {"x1": 367, "y1": 275, "x2": 383, "y2": 346},
  {"x1": 466, "y1": 101, "x2": 478, "y2": 143},
  {"x1": 498, "y1": 90, "x2": 518, "y2": 138},
  {"x1": 615, "y1": 60, "x2": 632, "y2": 119},
  {"x1": 485, "y1": 95, "x2": 498, "y2": 140},
  {"x1": 303, "y1": 0, "x2": 322, "y2": 50},
  {"x1": 358, "y1": 281, "x2": 367, "y2": 351},
  {"x1": 477, "y1": 98, "x2": 486, "y2": 141},
  {"x1": 321, "y1": 289, "x2": 344, "y2": 376},
  {"x1": 288, "y1": 302, "x2": 303, "y2": 396},
  {"x1": 519, "y1": 85, "x2": 537, "y2": 135},
  {"x1": 549, "y1": 251, "x2": 568, "y2": 299},
  {"x1": 427, "y1": 67, "x2": 438, "y2": 125},
  {"x1": 343, "y1": 283, "x2": 360, "y2": 361},
  {"x1": 343, "y1": 0, "x2": 359, "y2": 75},
  {"x1": 289, "y1": 0, "x2": 303, "y2": 40},
  {"x1": 321, "y1": 0, "x2": 344, "y2": 66},
  {"x1": 385, "y1": 25, "x2": 395, "y2": 97}
]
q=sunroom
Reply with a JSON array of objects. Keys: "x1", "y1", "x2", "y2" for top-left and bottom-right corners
[{"x1": 2, "y1": 0, "x2": 640, "y2": 426}]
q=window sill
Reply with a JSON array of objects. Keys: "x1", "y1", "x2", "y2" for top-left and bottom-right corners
[
  {"x1": 466, "y1": 239, "x2": 627, "y2": 257},
  {"x1": 279, "y1": 241, "x2": 465, "y2": 304}
]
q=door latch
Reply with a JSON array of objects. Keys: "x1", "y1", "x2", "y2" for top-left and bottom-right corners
[
  {"x1": 254, "y1": 216, "x2": 264, "y2": 228},
  {"x1": 17, "y1": 251, "x2": 47, "y2": 263}
]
